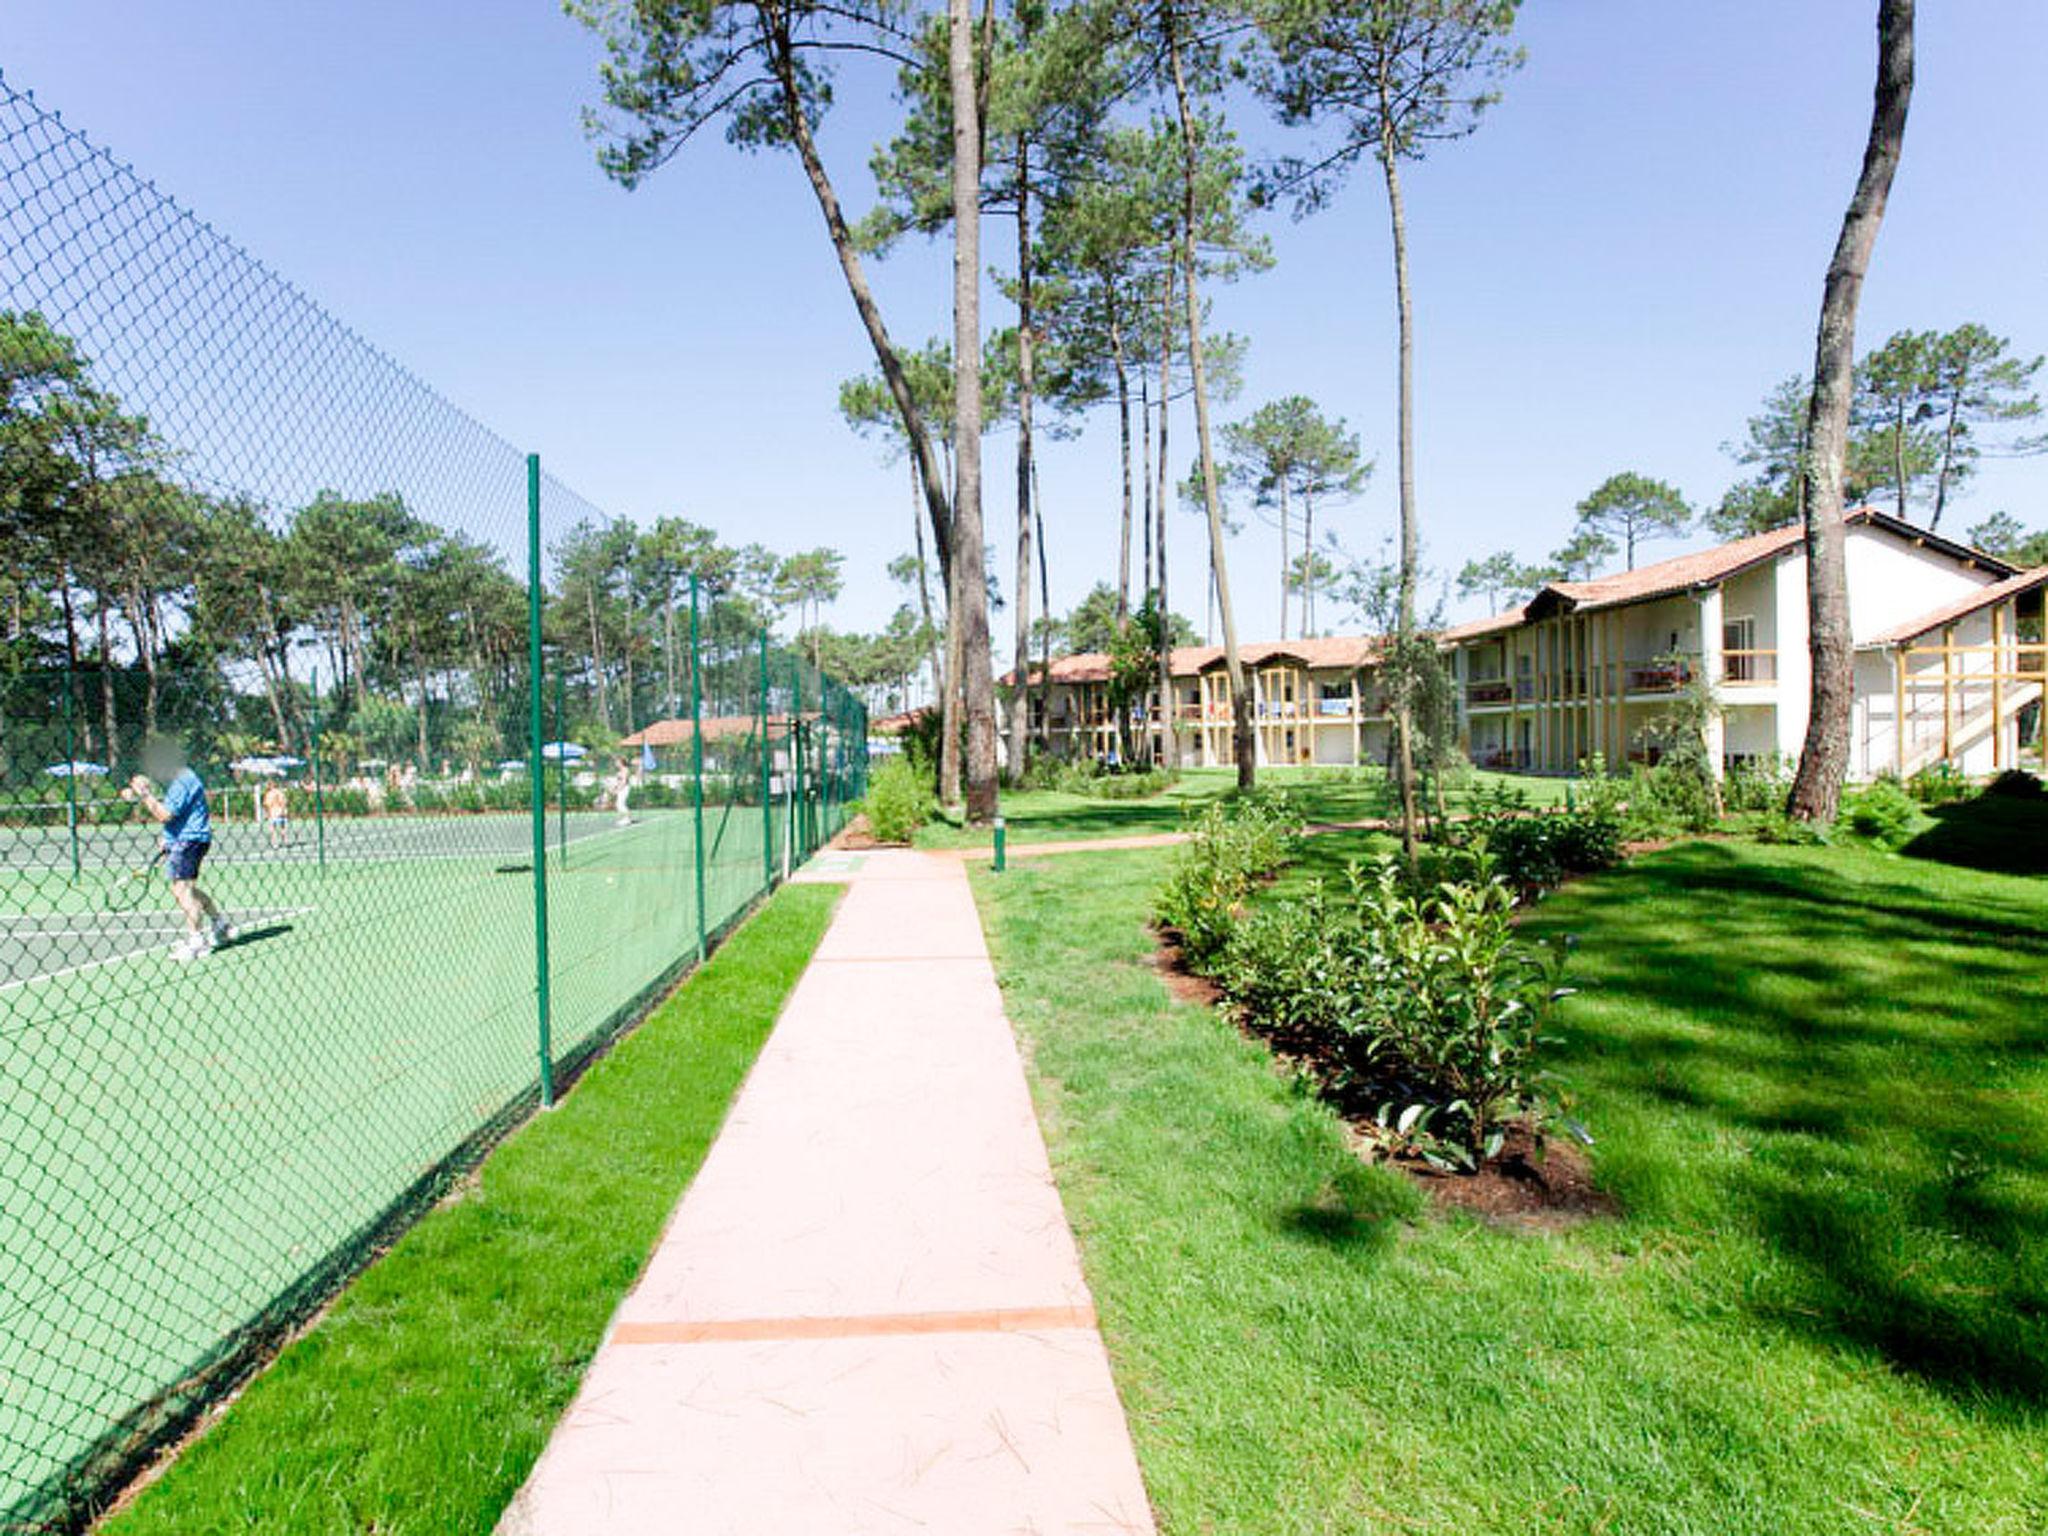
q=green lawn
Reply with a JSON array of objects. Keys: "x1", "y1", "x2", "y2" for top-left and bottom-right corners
[
  {"x1": 973, "y1": 840, "x2": 2048, "y2": 1535},
  {"x1": 915, "y1": 764, "x2": 1576, "y2": 851},
  {"x1": 97, "y1": 882, "x2": 839, "y2": 1536}
]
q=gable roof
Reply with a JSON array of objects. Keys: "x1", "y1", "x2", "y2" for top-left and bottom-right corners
[
  {"x1": 1010, "y1": 635, "x2": 1383, "y2": 688},
  {"x1": 1514, "y1": 509, "x2": 2014, "y2": 623},
  {"x1": 1862, "y1": 564, "x2": 2048, "y2": 648},
  {"x1": 620, "y1": 715, "x2": 782, "y2": 747}
]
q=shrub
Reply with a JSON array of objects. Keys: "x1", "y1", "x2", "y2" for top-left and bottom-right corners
[
  {"x1": 1154, "y1": 794, "x2": 1305, "y2": 965},
  {"x1": 1723, "y1": 753, "x2": 1793, "y2": 813},
  {"x1": 1841, "y1": 777, "x2": 1920, "y2": 849},
  {"x1": 1462, "y1": 805, "x2": 1623, "y2": 899},
  {"x1": 1213, "y1": 859, "x2": 1574, "y2": 1169},
  {"x1": 1213, "y1": 883, "x2": 1360, "y2": 1051},
  {"x1": 1906, "y1": 760, "x2": 1973, "y2": 806},
  {"x1": 861, "y1": 753, "x2": 930, "y2": 844},
  {"x1": 1751, "y1": 809, "x2": 1830, "y2": 846}
]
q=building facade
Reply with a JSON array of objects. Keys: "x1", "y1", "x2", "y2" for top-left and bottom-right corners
[{"x1": 1018, "y1": 511, "x2": 2046, "y2": 781}]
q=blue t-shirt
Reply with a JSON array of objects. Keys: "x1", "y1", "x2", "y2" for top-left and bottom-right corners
[{"x1": 161, "y1": 768, "x2": 212, "y2": 847}]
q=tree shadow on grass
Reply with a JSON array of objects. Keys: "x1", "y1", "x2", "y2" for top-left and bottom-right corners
[
  {"x1": 1528, "y1": 841, "x2": 2048, "y2": 1410},
  {"x1": 1902, "y1": 794, "x2": 2048, "y2": 879}
]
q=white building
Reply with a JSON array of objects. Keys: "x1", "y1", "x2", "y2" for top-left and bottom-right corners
[{"x1": 1016, "y1": 510, "x2": 2046, "y2": 781}]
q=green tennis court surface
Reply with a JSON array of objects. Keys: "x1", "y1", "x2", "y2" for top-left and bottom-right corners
[{"x1": 0, "y1": 801, "x2": 787, "y2": 1518}]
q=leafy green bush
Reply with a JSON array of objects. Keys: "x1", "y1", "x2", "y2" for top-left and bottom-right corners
[
  {"x1": 1214, "y1": 860, "x2": 1574, "y2": 1169},
  {"x1": 860, "y1": 753, "x2": 930, "y2": 844},
  {"x1": 1841, "y1": 777, "x2": 1920, "y2": 849},
  {"x1": 1211, "y1": 883, "x2": 1359, "y2": 1049},
  {"x1": 1576, "y1": 753, "x2": 1715, "y2": 839},
  {"x1": 1462, "y1": 804, "x2": 1623, "y2": 898},
  {"x1": 1154, "y1": 794, "x2": 1305, "y2": 965},
  {"x1": 1907, "y1": 760, "x2": 1973, "y2": 806},
  {"x1": 1723, "y1": 753, "x2": 1793, "y2": 813},
  {"x1": 1751, "y1": 809, "x2": 1831, "y2": 846},
  {"x1": 1025, "y1": 755, "x2": 1179, "y2": 799}
]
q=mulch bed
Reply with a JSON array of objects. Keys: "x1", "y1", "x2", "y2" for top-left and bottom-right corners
[
  {"x1": 1151, "y1": 926, "x2": 1618, "y2": 1227},
  {"x1": 1379, "y1": 1123, "x2": 1617, "y2": 1228},
  {"x1": 830, "y1": 815, "x2": 883, "y2": 851}
]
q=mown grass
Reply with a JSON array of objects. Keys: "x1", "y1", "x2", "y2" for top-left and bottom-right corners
[
  {"x1": 974, "y1": 841, "x2": 2047, "y2": 1535},
  {"x1": 916, "y1": 764, "x2": 1575, "y2": 851},
  {"x1": 100, "y1": 883, "x2": 840, "y2": 1536}
]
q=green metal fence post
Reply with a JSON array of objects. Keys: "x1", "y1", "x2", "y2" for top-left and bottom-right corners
[
  {"x1": 308, "y1": 667, "x2": 327, "y2": 878},
  {"x1": 792, "y1": 658, "x2": 809, "y2": 863},
  {"x1": 59, "y1": 652, "x2": 80, "y2": 880},
  {"x1": 526, "y1": 454, "x2": 555, "y2": 1109},
  {"x1": 758, "y1": 629, "x2": 773, "y2": 891},
  {"x1": 689, "y1": 573, "x2": 708, "y2": 961}
]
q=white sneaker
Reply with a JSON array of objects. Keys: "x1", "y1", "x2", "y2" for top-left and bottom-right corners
[
  {"x1": 213, "y1": 917, "x2": 237, "y2": 947},
  {"x1": 169, "y1": 935, "x2": 210, "y2": 963}
]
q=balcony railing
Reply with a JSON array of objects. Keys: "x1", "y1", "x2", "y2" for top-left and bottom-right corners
[
  {"x1": 1723, "y1": 648, "x2": 1778, "y2": 684},
  {"x1": 1466, "y1": 679, "x2": 1513, "y2": 705},
  {"x1": 1623, "y1": 659, "x2": 1693, "y2": 694}
]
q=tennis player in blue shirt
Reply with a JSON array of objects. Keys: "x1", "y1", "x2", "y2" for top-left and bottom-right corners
[{"x1": 126, "y1": 736, "x2": 234, "y2": 961}]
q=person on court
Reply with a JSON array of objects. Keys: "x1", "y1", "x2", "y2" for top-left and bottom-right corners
[
  {"x1": 609, "y1": 756, "x2": 634, "y2": 828},
  {"x1": 126, "y1": 736, "x2": 234, "y2": 961},
  {"x1": 263, "y1": 779, "x2": 290, "y2": 849}
]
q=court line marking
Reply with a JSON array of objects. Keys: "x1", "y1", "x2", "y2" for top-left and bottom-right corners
[{"x1": 0, "y1": 906, "x2": 316, "y2": 994}]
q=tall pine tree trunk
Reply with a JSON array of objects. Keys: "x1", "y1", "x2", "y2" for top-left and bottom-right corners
[
  {"x1": 1789, "y1": 0, "x2": 1913, "y2": 820},
  {"x1": 1112, "y1": 303, "x2": 1134, "y2": 623},
  {"x1": 1379, "y1": 103, "x2": 1420, "y2": 859},
  {"x1": 1008, "y1": 136, "x2": 1036, "y2": 782},
  {"x1": 949, "y1": 0, "x2": 999, "y2": 822},
  {"x1": 1169, "y1": 33, "x2": 1252, "y2": 788}
]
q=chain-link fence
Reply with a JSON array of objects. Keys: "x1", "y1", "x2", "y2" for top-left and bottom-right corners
[{"x1": 0, "y1": 73, "x2": 865, "y2": 1529}]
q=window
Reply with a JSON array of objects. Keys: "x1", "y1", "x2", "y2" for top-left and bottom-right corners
[{"x1": 1724, "y1": 617, "x2": 1757, "y2": 681}]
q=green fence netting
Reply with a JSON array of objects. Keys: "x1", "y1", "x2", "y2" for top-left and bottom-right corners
[{"x1": 0, "y1": 72, "x2": 865, "y2": 1528}]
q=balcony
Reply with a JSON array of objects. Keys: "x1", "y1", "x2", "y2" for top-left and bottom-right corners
[
  {"x1": 1723, "y1": 648, "x2": 1778, "y2": 685},
  {"x1": 1623, "y1": 659, "x2": 1693, "y2": 695},
  {"x1": 1466, "y1": 678, "x2": 1513, "y2": 706}
]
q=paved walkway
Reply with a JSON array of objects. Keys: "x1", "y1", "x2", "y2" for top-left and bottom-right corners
[{"x1": 499, "y1": 849, "x2": 1156, "y2": 1536}]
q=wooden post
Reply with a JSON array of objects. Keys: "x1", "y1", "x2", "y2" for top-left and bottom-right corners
[
  {"x1": 1941, "y1": 624, "x2": 1955, "y2": 766},
  {"x1": 1893, "y1": 647, "x2": 1907, "y2": 777},
  {"x1": 1991, "y1": 604, "x2": 2006, "y2": 770}
]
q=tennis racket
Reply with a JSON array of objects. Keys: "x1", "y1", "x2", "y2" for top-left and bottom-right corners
[{"x1": 101, "y1": 847, "x2": 166, "y2": 912}]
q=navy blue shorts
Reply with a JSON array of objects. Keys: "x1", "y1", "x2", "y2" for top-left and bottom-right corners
[{"x1": 165, "y1": 841, "x2": 210, "y2": 882}]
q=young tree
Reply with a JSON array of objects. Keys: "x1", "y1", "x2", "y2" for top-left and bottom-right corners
[
  {"x1": 1965, "y1": 511, "x2": 2048, "y2": 568},
  {"x1": 1256, "y1": 0, "x2": 1524, "y2": 857},
  {"x1": 779, "y1": 548, "x2": 846, "y2": 665},
  {"x1": 1573, "y1": 471, "x2": 1691, "y2": 570},
  {"x1": 1454, "y1": 549, "x2": 1538, "y2": 612},
  {"x1": 1543, "y1": 529, "x2": 1615, "y2": 581},
  {"x1": 1221, "y1": 394, "x2": 1369, "y2": 637},
  {"x1": 1788, "y1": 0, "x2": 1913, "y2": 823},
  {"x1": 1921, "y1": 323, "x2": 2044, "y2": 527},
  {"x1": 1712, "y1": 370, "x2": 1931, "y2": 537},
  {"x1": 1854, "y1": 327, "x2": 1937, "y2": 521}
]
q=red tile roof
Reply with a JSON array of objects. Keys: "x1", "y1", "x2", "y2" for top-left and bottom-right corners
[
  {"x1": 620, "y1": 715, "x2": 782, "y2": 747},
  {"x1": 1503, "y1": 508, "x2": 2013, "y2": 625},
  {"x1": 1012, "y1": 636, "x2": 1384, "y2": 687},
  {"x1": 1863, "y1": 565, "x2": 2048, "y2": 647}
]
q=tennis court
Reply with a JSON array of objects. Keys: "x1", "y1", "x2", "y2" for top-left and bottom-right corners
[{"x1": 0, "y1": 791, "x2": 810, "y2": 1519}]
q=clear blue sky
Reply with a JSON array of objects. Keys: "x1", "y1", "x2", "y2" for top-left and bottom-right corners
[{"x1": 9, "y1": 0, "x2": 2046, "y2": 644}]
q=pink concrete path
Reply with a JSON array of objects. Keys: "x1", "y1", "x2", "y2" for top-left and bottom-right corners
[{"x1": 498, "y1": 849, "x2": 1157, "y2": 1536}]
